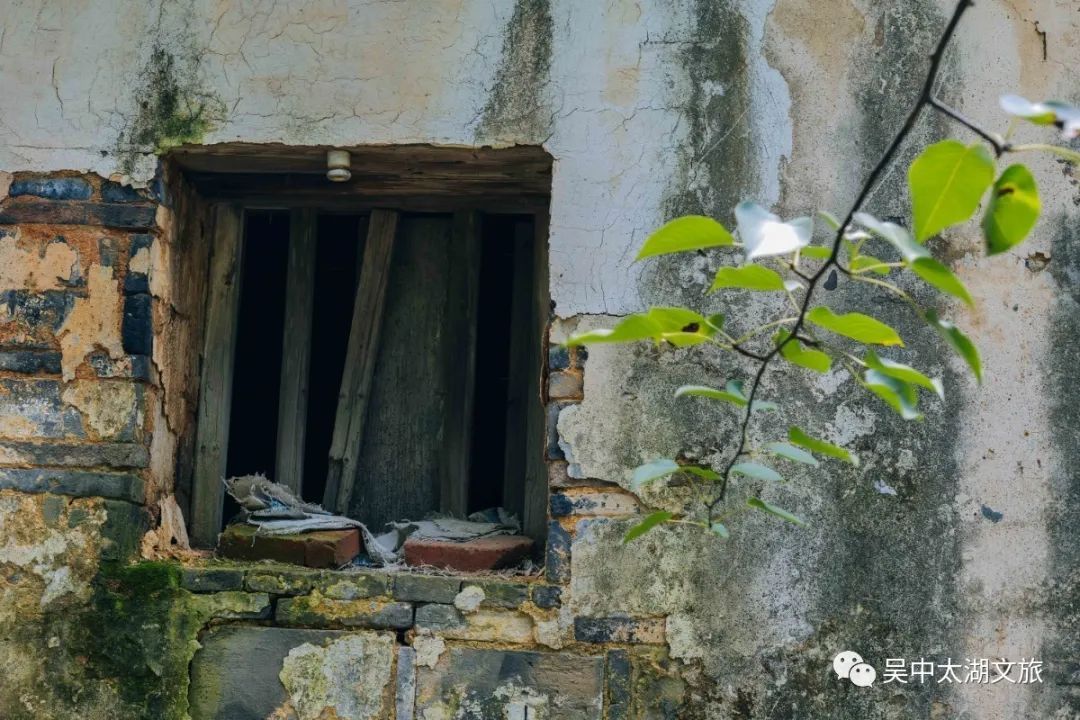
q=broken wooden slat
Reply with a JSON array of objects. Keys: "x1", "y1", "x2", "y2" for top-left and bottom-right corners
[
  {"x1": 324, "y1": 209, "x2": 399, "y2": 513},
  {"x1": 501, "y1": 220, "x2": 535, "y2": 519},
  {"x1": 440, "y1": 210, "x2": 482, "y2": 517},
  {"x1": 351, "y1": 215, "x2": 453, "y2": 525},
  {"x1": 274, "y1": 209, "x2": 318, "y2": 495},
  {"x1": 521, "y1": 212, "x2": 551, "y2": 542},
  {"x1": 190, "y1": 204, "x2": 245, "y2": 547}
]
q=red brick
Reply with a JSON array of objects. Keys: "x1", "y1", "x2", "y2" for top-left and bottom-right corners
[
  {"x1": 218, "y1": 524, "x2": 360, "y2": 568},
  {"x1": 403, "y1": 535, "x2": 534, "y2": 572}
]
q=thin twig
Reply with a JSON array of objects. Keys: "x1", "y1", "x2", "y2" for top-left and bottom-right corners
[
  {"x1": 706, "y1": 0, "x2": 975, "y2": 521},
  {"x1": 927, "y1": 97, "x2": 1010, "y2": 155}
]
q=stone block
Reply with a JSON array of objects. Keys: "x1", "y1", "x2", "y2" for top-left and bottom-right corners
[
  {"x1": 414, "y1": 647, "x2": 604, "y2": 719},
  {"x1": 393, "y1": 574, "x2": 461, "y2": 603},
  {"x1": 121, "y1": 293, "x2": 152, "y2": 356},
  {"x1": 276, "y1": 596, "x2": 414, "y2": 630},
  {"x1": 319, "y1": 571, "x2": 390, "y2": 600},
  {"x1": 218, "y1": 523, "x2": 360, "y2": 568},
  {"x1": 531, "y1": 585, "x2": 562, "y2": 609},
  {"x1": 468, "y1": 580, "x2": 530, "y2": 609},
  {"x1": 100, "y1": 180, "x2": 147, "y2": 203},
  {"x1": 606, "y1": 649, "x2": 632, "y2": 720},
  {"x1": 0, "y1": 350, "x2": 62, "y2": 375},
  {"x1": 181, "y1": 566, "x2": 245, "y2": 593},
  {"x1": 573, "y1": 616, "x2": 666, "y2": 644},
  {"x1": 189, "y1": 626, "x2": 394, "y2": 720},
  {"x1": 0, "y1": 441, "x2": 149, "y2": 469},
  {"x1": 190, "y1": 591, "x2": 272, "y2": 620},
  {"x1": 0, "y1": 468, "x2": 143, "y2": 502},
  {"x1": 0, "y1": 378, "x2": 84, "y2": 439},
  {"x1": 415, "y1": 603, "x2": 466, "y2": 630},
  {"x1": 245, "y1": 569, "x2": 322, "y2": 595},
  {"x1": 550, "y1": 491, "x2": 640, "y2": 518},
  {"x1": 545, "y1": 521, "x2": 571, "y2": 583},
  {"x1": 403, "y1": 535, "x2": 534, "y2": 573},
  {"x1": 0, "y1": 199, "x2": 156, "y2": 229},
  {"x1": 547, "y1": 370, "x2": 583, "y2": 400},
  {"x1": 9, "y1": 177, "x2": 92, "y2": 201},
  {"x1": 545, "y1": 402, "x2": 567, "y2": 460},
  {"x1": 548, "y1": 345, "x2": 570, "y2": 371},
  {"x1": 396, "y1": 646, "x2": 416, "y2": 720}
]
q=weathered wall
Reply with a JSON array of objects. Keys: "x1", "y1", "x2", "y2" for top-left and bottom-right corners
[{"x1": 1, "y1": 0, "x2": 1079, "y2": 718}]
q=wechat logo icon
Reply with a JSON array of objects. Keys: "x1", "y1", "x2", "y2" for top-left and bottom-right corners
[{"x1": 833, "y1": 651, "x2": 876, "y2": 687}]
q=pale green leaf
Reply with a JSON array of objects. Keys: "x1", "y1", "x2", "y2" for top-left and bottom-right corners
[
  {"x1": 731, "y1": 462, "x2": 783, "y2": 482},
  {"x1": 788, "y1": 426, "x2": 858, "y2": 466},
  {"x1": 925, "y1": 309, "x2": 982, "y2": 383},
  {"x1": 983, "y1": 164, "x2": 1040, "y2": 256},
  {"x1": 710, "y1": 264, "x2": 787, "y2": 292},
  {"x1": 565, "y1": 307, "x2": 716, "y2": 348},
  {"x1": 624, "y1": 511, "x2": 673, "y2": 543},
  {"x1": 910, "y1": 257, "x2": 973, "y2": 306},
  {"x1": 817, "y1": 210, "x2": 842, "y2": 230},
  {"x1": 850, "y1": 255, "x2": 892, "y2": 275},
  {"x1": 863, "y1": 369, "x2": 922, "y2": 420},
  {"x1": 746, "y1": 497, "x2": 806, "y2": 526},
  {"x1": 806, "y1": 306, "x2": 904, "y2": 346},
  {"x1": 710, "y1": 522, "x2": 730, "y2": 539},
  {"x1": 630, "y1": 459, "x2": 681, "y2": 491},
  {"x1": 751, "y1": 400, "x2": 779, "y2": 413},
  {"x1": 775, "y1": 330, "x2": 832, "y2": 374},
  {"x1": 801, "y1": 246, "x2": 833, "y2": 260},
  {"x1": 674, "y1": 384, "x2": 747, "y2": 407},
  {"x1": 765, "y1": 442, "x2": 819, "y2": 466},
  {"x1": 864, "y1": 350, "x2": 944, "y2": 399},
  {"x1": 636, "y1": 216, "x2": 735, "y2": 261},
  {"x1": 908, "y1": 140, "x2": 995, "y2": 242},
  {"x1": 681, "y1": 466, "x2": 721, "y2": 482}
]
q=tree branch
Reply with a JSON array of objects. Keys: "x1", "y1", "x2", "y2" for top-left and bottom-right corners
[
  {"x1": 706, "y1": 0, "x2": 975, "y2": 521},
  {"x1": 927, "y1": 97, "x2": 1010, "y2": 155}
]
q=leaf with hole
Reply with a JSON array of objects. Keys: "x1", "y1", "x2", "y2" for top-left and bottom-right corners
[
  {"x1": 710, "y1": 264, "x2": 787, "y2": 291},
  {"x1": 806, "y1": 306, "x2": 903, "y2": 346},
  {"x1": 863, "y1": 369, "x2": 922, "y2": 420},
  {"x1": 925, "y1": 309, "x2": 982, "y2": 383},
  {"x1": 864, "y1": 350, "x2": 944, "y2": 399},
  {"x1": 735, "y1": 201, "x2": 813, "y2": 260},
  {"x1": 983, "y1": 164, "x2": 1040, "y2": 256},
  {"x1": 765, "y1": 442, "x2": 819, "y2": 466},
  {"x1": 630, "y1": 459, "x2": 681, "y2": 492},
  {"x1": 623, "y1": 511, "x2": 673, "y2": 543},
  {"x1": 908, "y1": 140, "x2": 995, "y2": 242},
  {"x1": 775, "y1": 330, "x2": 831, "y2": 373},
  {"x1": 788, "y1": 426, "x2": 858, "y2": 465},
  {"x1": 565, "y1": 307, "x2": 716, "y2": 348},
  {"x1": 746, "y1": 497, "x2": 806, "y2": 526},
  {"x1": 636, "y1": 216, "x2": 735, "y2": 261},
  {"x1": 731, "y1": 462, "x2": 783, "y2": 482},
  {"x1": 675, "y1": 384, "x2": 747, "y2": 407}
]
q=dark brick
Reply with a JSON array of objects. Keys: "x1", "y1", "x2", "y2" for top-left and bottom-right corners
[
  {"x1": 99, "y1": 499, "x2": 150, "y2": 561},
  {"x1": 124, "y1": 234, "x2": 153, "y2": 294},
  {"x1": 86, "y1": 352, "x2": 152, "y2": 381},
  {"x1": 548, "y1": 345, "x2": 570, "y2": 371},
  {"x1": 319, "y1": 571, "x2": 390, "y2": 600},
  {"x1": 573, "y1": 616, "x2": 665, "y2": 644},
  {"x1": 531, "y1": 585, "x2": 562, "y2": 609},
  {"x1": 275, "y1": 597, "x2": 413, "y2": 630},
  {"x1": 468, "y1": 580, "x2": 529, "y2": 609},
  {"x1": 0, "y1": 441, "x2": 149, "y2": 469},
  {"x1": 546, "y1": 402, "x2": 567, "y2": 460},
  {"x1": 218, "y1": 524, "x2": 360, "y2": 568},
  {"x1": 0, "y1": 468, "x2": 144, "y2": 502},
  {"x1": 572, "y1": 346, "x2": 588, "y2": 369},
  {"x1": 549, "y1": 493, "x2": 574, "y2": 517},
  {"x1": 0, "y1": 350, "x2": 62, "y2": 374},
  {"x1": 122, "y1": 293, "x2": 152, "y2": 356},
  {"x1": 1, "y1": 289, "x2": 75, "y2": 334},
  {"x1": 393, "y1": 574, "x2": 461, "y2": 604},
  {"x1": 545, "y1": 521, "x2": 571, "y2": 583},
  {"x1": 9, "y1": 177, "x2": 92, "y2": 201},
  {"x1": 403, "y1": 535, "x2": 534, "y2": 573},
  {"x1": 182, "y1": 567, "x2": 245, "y2": 593},
  {"x1": 0, "y1": 200, "x2": 155, "y2": 229},
  {"x1": 415, "y1": 603, "x2": 466, "y2": 630},
  {"x1": 245, "y1": 570, "x2": 321, "y2": 596},
  {"x1": 86, "y1": 203, "x2": 157, "y2": 229},
  {"x1": 101, "y1": 180, "x2": 148, "y2": 203},
  {"x1": 606, "y1": 649, "x2": 632, "y2": 720},
  {"x1": 548, "y1": 370, "x2": 583, "y2": 400},
  {"x1": 0, "y1": 378, "x2": 85, "y2": 438}
]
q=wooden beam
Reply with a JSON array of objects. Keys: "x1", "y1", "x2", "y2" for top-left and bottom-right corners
[
  {"x1": 324, "y1": 209, "x2": 399, "y2": 513},
  {"x1": 274, "y1": 209, "x2": 318, "y2": 495},
  {"x1": 501, "y1": 220, "x2": 536, "y2": 520},
  {"x1": 521, "y1": 212, "x2": 551, "y2": 542},
  {"x1": 190, "y1": 204, "x2": 245, "y2": 547},
  {"x1": 441, "y1": 211, "x2": 482, "y2": 517}
]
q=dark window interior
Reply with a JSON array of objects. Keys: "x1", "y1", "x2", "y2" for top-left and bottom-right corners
[{"x1": 221, "y1": 210, "x2": 536, "y2": 530}]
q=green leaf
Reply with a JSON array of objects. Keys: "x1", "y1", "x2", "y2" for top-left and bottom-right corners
[
  {"x1": 908, "y1": 140, "x2": 995, "y2": 242},
  {"x1": 710, "y1": 265, "x2": 787, "y2": 292},
  {"x1": 705, "y1": 313, "x2": 725, "y2": 332},
  {"x1": 624, "y1": 511, "x2": 673, "y2": 543},
  {"x1": 817, "y1": 210, "x2": 842, "y2": 230},
  {"x1": 863, "y1": 369, "x2": 922, "y2": 420},
  {"x1": 806, "y1": 306, "x2": 903, "y2": 346},
  {"x1": 731, "y1": 462, "x2": 783, "y2": 482},
  {"x1": 864, "y1": 351, "x2": 944, "y2": 399},
  {"x1": 983, "y1": 164, "x2": 1041, "y2": 256},
  {"x1": 636, "y1": 216, "x2": 735, "y2": 261},
  {"x1": 788, "y1": 426, "x2": 858, "y2": 466},
  {"x1": 630, "y1": 459, "x2": 681, "y2": 491},
  {"x1": 801, "y1": 246, "x2": 833, "y2": 260},
  {"x1": 925, "y1": 309, "x2": 982, "y2": 383},
  {"x1": 675, "y1": 384, "x2": 747, "y2": 407},
  {"x1": 775, "y1": 330, "x2": 832, "y2": 374},
  {"x1": 746, "y1": 497, "x2": 806, "y2": 526},
  {"x1": 751, "y1": 400, "x2": 779, "y2": 413},
  {"x1": 710, "y1": 522, "x2": 730, "y2": 539},
  {"x1": 765, "y1": 442, "x2": 819, "y2": 466},
  {"x1": 681, "y1": 466, "x2": 721, "y2": 482},
  {"x1": 849, "y1": 255, "x2": 892, "y2": 275},
  {"x1": 855, "y1": 212, "x2": 972, "y2": 305},
  {"x1": 565, "y1": 307, "x2": 716, "y2": 348},
  {"x1": 735, "y1": 202, "x2": 813, "y2": 260},
  {"x1": 1000, "y1": 95, "x2": 1080, "y2": 138}
]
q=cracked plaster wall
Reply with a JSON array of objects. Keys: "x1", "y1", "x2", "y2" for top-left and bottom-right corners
[{"x1": 1, "y1": 0, "x2": 1079, "y2": 718}]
